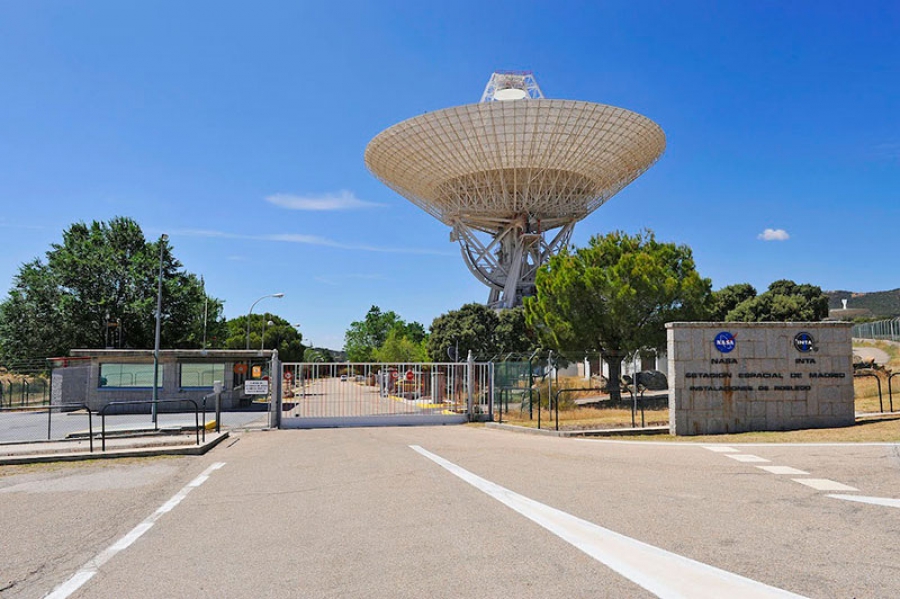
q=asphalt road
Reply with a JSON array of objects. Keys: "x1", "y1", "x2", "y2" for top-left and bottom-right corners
[{"x1": 2, "y1": 426, "x2": 899, "y2": 598}]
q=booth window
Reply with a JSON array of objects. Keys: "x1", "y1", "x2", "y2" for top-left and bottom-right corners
[
  {"x1": 180, "y1": 363, "x2": 225, "y2": 388},
  {"x1": 99, "y1": 363, "x2": 160, "y2": 388}
]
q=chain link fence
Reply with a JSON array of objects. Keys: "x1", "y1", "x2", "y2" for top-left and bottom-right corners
[{"x1": 853, "y1": 318, "x2": 900, "y2": 342}]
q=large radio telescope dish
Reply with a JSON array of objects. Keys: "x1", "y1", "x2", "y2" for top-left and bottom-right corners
[{"x1": 365, "y1": 71, "x2": 666, "y2": 308}]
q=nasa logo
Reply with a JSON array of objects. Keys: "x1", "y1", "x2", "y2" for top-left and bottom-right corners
[
  {"x1": 793, "y1": 332, "x2": 816, "y2": 353},
  {"x1": 714, "y1": 332, "x2": 736, "y2": 353}
]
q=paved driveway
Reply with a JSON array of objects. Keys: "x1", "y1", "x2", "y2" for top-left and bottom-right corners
[{"x1": 3, "y1": 426, "x2": 899, "y2": 598}]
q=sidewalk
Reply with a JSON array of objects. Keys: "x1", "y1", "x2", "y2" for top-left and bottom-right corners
[{"x1": 0, "y1": 429, "x2": 231, "y2": 465}]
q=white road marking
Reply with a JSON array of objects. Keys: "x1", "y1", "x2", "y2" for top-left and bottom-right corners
[
  {"x1": 725, "y1": 454, "x2": 771, "y2": 463},
  {"x1": 703, "y1": 446, "x2": 740, "y2": 453},
  {"x1": 828, "y1": 494, "x2": 900, "y2": 509},
  {"x1": 411, "y1": 445, "x2": 807, "y2": 599},
  {"x1": 791, "y1": 478, "x2": 858, "y2": 492},
  {"x1": 43, "y1": 462, "x2": 226, "y2": 599},
  {"x1": 756, "y1": 466, "x2": 809, "y2": 475}
]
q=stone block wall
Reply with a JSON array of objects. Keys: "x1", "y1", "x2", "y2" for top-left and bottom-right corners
[{"x1": 667, "y1": 322, "x2": 854, "y2": 435}]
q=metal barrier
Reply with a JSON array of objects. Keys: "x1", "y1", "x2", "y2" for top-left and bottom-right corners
[
  {"x1": 889, "y1": 373, "x2": 900, "y2": 413},
  {"x1": 98, "y1": 399, "x2": 203, "y2": 451},
  {"x1": 0, "y1": 403, "x2": 92, "y2": 447},
  {"x1": 280, "y1": 361, "x2": 492, "y2": 427},
  {"x1": 854, "y1": 372, "x2": 884, "y2": 412}
]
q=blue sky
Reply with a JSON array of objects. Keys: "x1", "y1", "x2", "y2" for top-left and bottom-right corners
[{"x1": 1, "y1": 1, "x2": 897, "y2": 351}]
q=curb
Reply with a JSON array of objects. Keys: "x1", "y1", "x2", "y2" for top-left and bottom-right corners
[
  {"x1": 0, "y1": 432, "x2": 230, "y2": 466},
  {"x1": 485, "y1": 422, "x2": 670, "y2": 437}
]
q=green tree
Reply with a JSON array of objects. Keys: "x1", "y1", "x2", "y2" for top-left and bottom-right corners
[
  {"x1": 222, "y1": 314, "x2": 306, "y2": 362},
  {"x1": 343, "y1": 306, "x2": 427, "y2": 362},
  {"x1": 344, "y1": 306, "x2": 398, "y2": 362},
  {"x1": 427, "y1": 303, "x2": 500, "y2": 361},
  {"x1": 524, "y1": 230, "x2": 711, "y2": 401},
  {"x1": 0, "y1": 217, "x2": 221, "y2": 363},
  {"x1": 0, "y1": 260, "x2": 68, "y2": 361},
  {"x1": 726, "y1": 279, "x2": 828, "y2": 322},
  {"x1": 494, "y1": 306, "x2": 537, "y2": 356},
  {"x1": 708, "y1": 283, "x2": 757, "y2": 321},
  {"x1": 373, "y1": 329, "x2": 428, "y2": 362}
]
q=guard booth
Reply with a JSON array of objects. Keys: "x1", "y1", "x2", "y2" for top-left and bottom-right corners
[{"x1": 51, "y1": 349, "x2": 278, "y2": 413}]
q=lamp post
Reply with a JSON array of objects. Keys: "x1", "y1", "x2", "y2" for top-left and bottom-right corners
[
  {"x1": 261, "y1": 319, "x2": 274, "y2": 351},
  {"x1": 245, "y1": 293, "x2": 284, "y2": 349},
  {"x1": 151, "y1": 234, "x2": 168, "y2": 425}
]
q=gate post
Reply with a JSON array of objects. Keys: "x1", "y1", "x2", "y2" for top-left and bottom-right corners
[
  {"x1": 270, "y1": 350, "x2": 282, "y2": 428},
  {"x1": 466, "y1": 350, "x2": 475, "y2": 420}
]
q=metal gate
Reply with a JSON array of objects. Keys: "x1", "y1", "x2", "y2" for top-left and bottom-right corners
[{"x1": 278, "y1": 361, "x2": 493, "y2": 428}]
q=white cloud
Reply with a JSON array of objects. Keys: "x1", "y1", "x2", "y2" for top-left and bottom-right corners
[
  {"x1": 170, "y1": 229, "x2": 454, "y2": 256},
  {"x1": 758, "y1": 228, "x2": 790, "y2": 241},
  {"x1": 265, "y1": 190, "x2": 384, "y2": 211}
]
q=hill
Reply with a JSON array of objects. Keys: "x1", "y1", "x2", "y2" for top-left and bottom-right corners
[{"x1": 826, "y1": 289, "x2": 900, "y2": 318}]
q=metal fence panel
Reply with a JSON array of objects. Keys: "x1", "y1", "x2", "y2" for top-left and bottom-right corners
[
  {"x1": 853, "y1": 318, "x2": 900, "y2": 342},
  {"x1": 280, "y1": 362, "x2": 492, "y2": 427},
  {"x1": 0, "y1": 377, "x2": 50, "y2": 408}
]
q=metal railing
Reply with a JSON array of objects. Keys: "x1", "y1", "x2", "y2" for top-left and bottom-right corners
[
  {"x1": 98, "y1": 399, "x2": 203, "y2": 451},
  {"x1": 0, "y1": 399, "x2": 208, "y2": 453},
  {"x1": 0, "y1": 403, "x2": 92, "y2": 446}
]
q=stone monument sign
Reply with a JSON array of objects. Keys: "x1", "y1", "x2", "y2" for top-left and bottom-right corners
[{"x1": 667, "y1": 322, "x2": 854, "y2": 435}]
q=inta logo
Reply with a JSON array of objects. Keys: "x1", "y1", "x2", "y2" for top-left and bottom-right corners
[{"x1": 793, "y1": 332, "x2": 816, "y2": 353}]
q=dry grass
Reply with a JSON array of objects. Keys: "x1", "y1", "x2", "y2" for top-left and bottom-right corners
[
  {"x1": 626, "y1": 417, "x2": 900, "y2": 443},
  {"x1": 498, "y1": 403, "x2": 668, "y2": 430},
  {"x1": 494, "y1": 347, "x2": 900, "y2": 442},
  {"x1": 853, "y1": 340, "x2": 900, "y2": 413}
]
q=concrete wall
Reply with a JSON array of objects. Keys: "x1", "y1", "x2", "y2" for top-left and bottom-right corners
[
  {"x1": 667, "y1": 322, "x2": 854, "y2": 436},
  {"x1": 51, "y1": 365, "x2": 90, "y2": 406}
]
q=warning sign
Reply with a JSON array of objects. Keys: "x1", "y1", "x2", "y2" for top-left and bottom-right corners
[
  {"x1": 252, "y1": 365, "x2": 262, "y2": 378},
  {"x1": 244, "y1": 380, "x2": 269, "y2": 395}
]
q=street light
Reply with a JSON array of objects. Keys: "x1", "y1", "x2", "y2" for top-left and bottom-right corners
[
  {"x1": 261, "y1": 319, "x2": 274, "y2": 351},
  {"x1": 151, "y1": 234, "x2": 168, "y2": 425},
  {"x1": 245, "y1": 293, "x2": 284, "y2": 349}
]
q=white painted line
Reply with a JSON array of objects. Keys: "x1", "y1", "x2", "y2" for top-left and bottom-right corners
[
  {"x1": 791, "y1": 478, "x2": 858, "y2": 492},
  {"x1": 828, "y1": 494, "x2": 900, "y2": 509},
  {"x1": 410, "y1": 445, "x2": 807, "y2": 599},
  {"x1": 725, "y1": 454, "x2": 771, "y2": 463},
  {"x1": 43, "y1": 462, "x2": 226, "y2": 599},
  {"x1": 756, "y1": 466, "x2": 809, "y2": 475},
  {"x1": 703, "y1": 446, "x2": 740, "y2": 453}
]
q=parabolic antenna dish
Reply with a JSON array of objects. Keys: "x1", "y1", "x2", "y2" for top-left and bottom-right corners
[
  {"x1": 365, "y1": 99, "x2": 665, "y2": 232},
  {"x1": 365, "y1": 72, "x2": 666, "y2": 308}
]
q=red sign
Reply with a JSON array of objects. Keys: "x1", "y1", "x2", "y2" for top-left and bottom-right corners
[
  {"x1": 405, "y1": 370, "x2": 415, "y2": 381},
  {"x1": 284, "y1": 371, "x2": 293, "y2": 381},
  {"x1": 233, "y1": 363, "x2": 248, "y2": 375}
]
